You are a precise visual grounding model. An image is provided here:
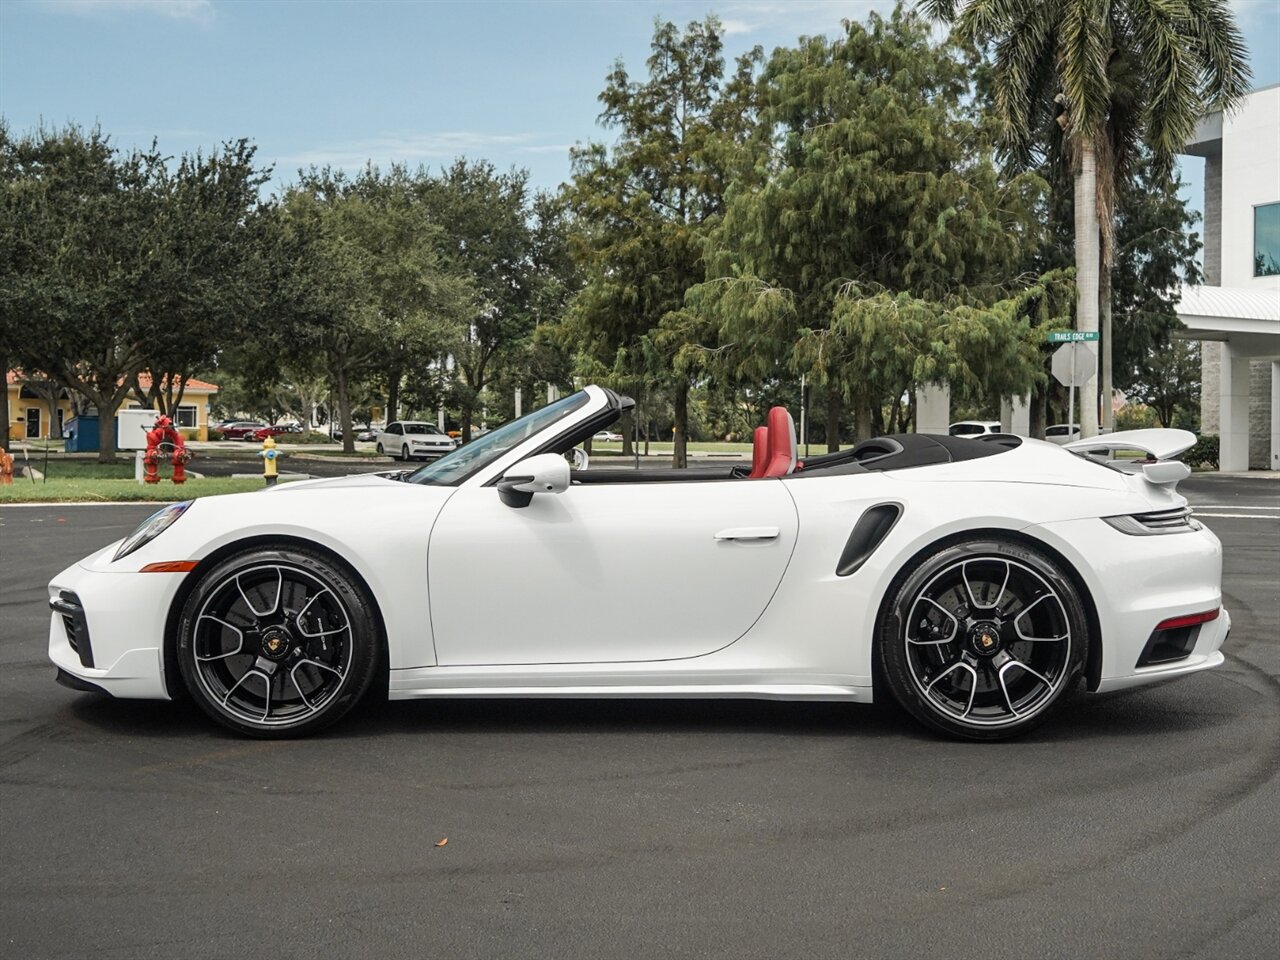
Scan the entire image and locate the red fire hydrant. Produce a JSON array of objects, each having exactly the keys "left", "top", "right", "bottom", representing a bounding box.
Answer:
[{"left": 143, "top": 415, "right": 193, "bottom": 485}]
